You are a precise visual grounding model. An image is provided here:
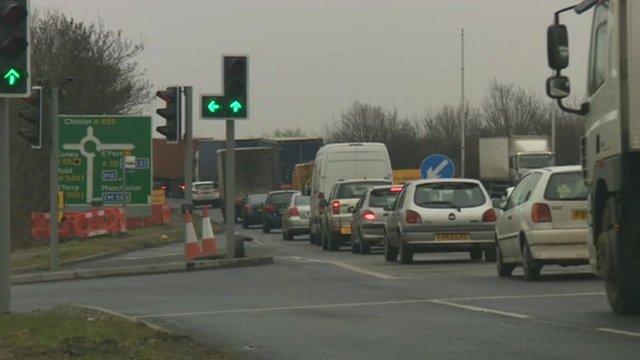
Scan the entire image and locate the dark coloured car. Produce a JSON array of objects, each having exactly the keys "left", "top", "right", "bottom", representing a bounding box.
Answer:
[
  {"left": 262, "top": 190, "right": 298, "bottom": 233},
  {"left": 241, "top": 193, "right": 268, "bottom": 229}
]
